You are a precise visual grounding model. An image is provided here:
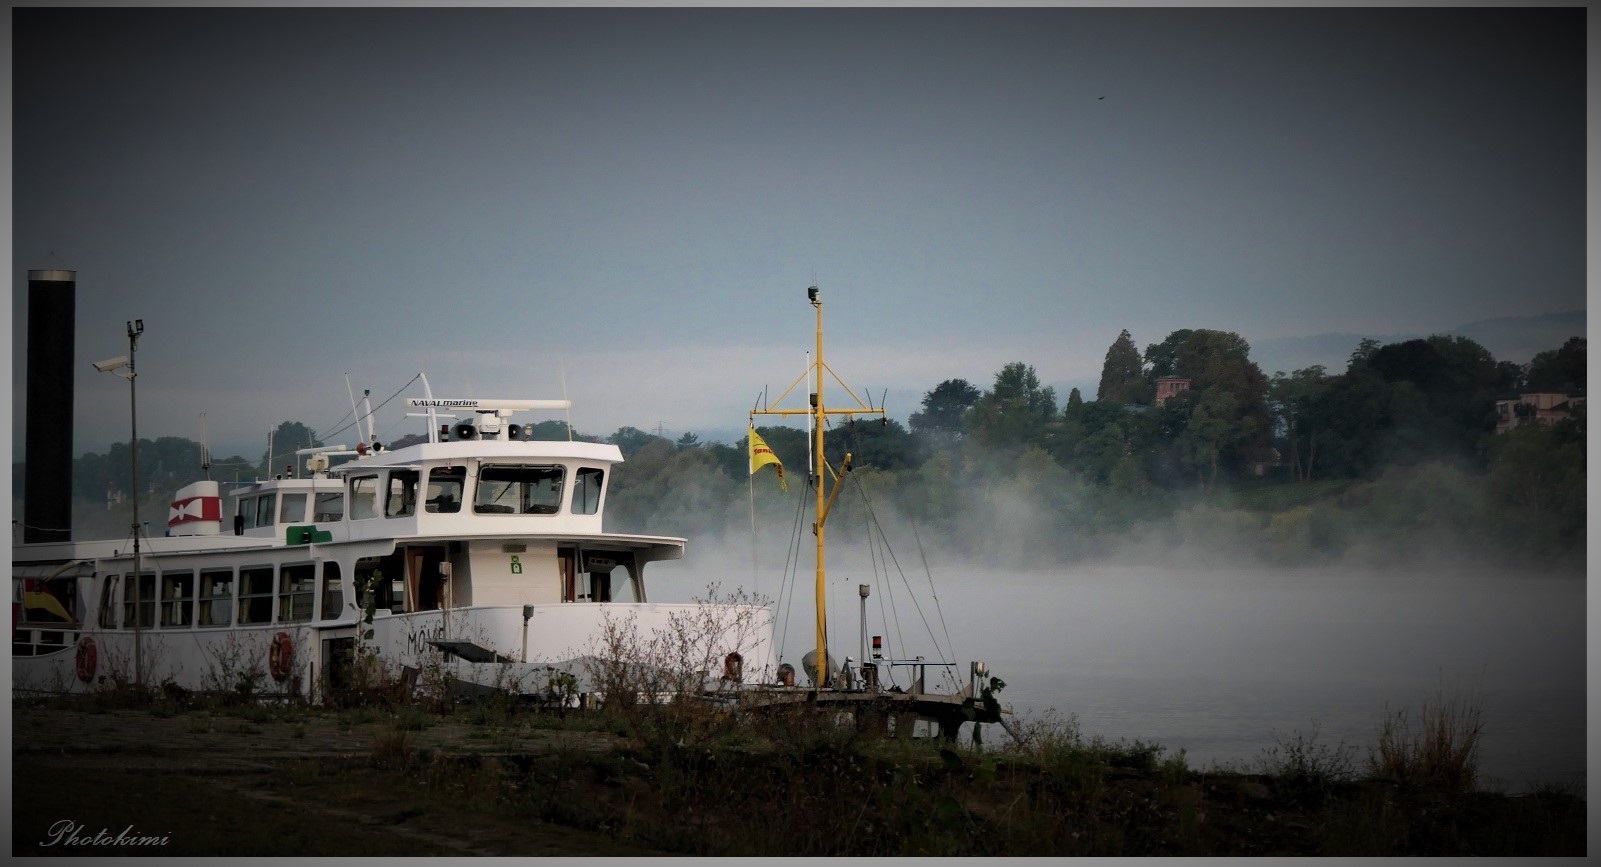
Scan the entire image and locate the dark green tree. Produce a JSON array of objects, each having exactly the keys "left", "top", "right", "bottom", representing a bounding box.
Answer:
[
  {"left": 1096, "top": 329, "right": 1148, "bottom": 404},
  {"left": 1064, "top": 387, "right": 1085, "bottom": 420},
  {"left": 1178, "top": 390, "right": 1238, "bottom": 489},
  {"left": 1142, "top": 329, "right": 1272, "bottom": 483},
  {"left": 527, "top": 420, "right": 579, "bottom": 441},
  {"left": 608, "top": 426, "right": 671, "bottom": 458},
  {"left": 1270, "top": 365, "right": 1331, "bottom": 481},
  {"left": 1486, "top": 409, "right": 1586, "bottom": 554},
  {"left": 1363, "top": 336, "right": 1505, "bottom": 466},
  {"left": 826, "top": 417, "right": 915, "bottom": 472},
  {"left": 909, "top": 379, "right": 981, "bottom": 455},
  {"left": 968, "top": 362, "right": 1058, "bottom": 448},
  {"left": 260, "top": 422, "right": 322, "bottom": 478},
  {"left": 1525, "top": 336, "right": 1586, "bottom": 390},
  {"left": 1348, "top": 337, "right": 1382, "bottom": 370}
]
